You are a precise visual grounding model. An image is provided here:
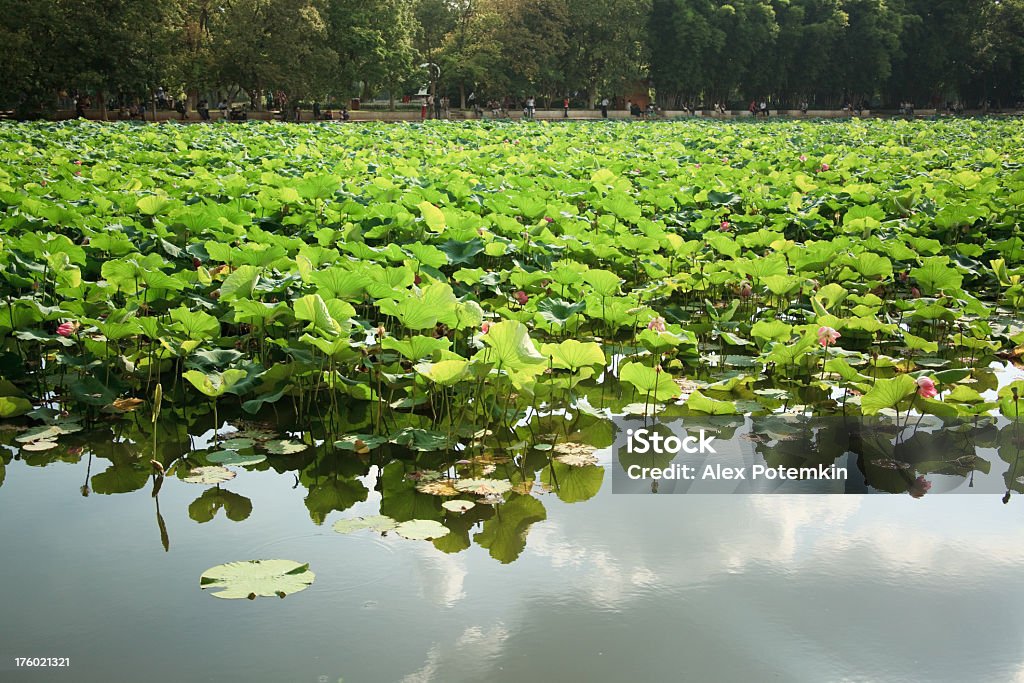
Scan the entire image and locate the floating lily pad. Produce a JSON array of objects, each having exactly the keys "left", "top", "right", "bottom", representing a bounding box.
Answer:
[
  {"left": 207, "top": 450, "right": 267, "bottom": 466},
  {"left": 442, "top": 500, "right": 476, "bottom": 513},
  {"left": 199, "top": 559, "right": 315, "bottom": 600},
  {"left": 416, "top": 480, "right": 459, "bottom": 496},
  {"left": 219, "top": 437, "right": 256, "bottom": 450},
  {"left": 22, "top": 440, "right": 58, "bottom": 452},
  {"left": 334, "top": 434, "right": 389, "bottom": 453},
  {"left": 454, "top": 478, "right": 513, "bottom": 496},
  {"left": 332, "top": 515, "right": 398, "bottom": 534},
  {"left": 622, "top": 402, "right": 668, "bottom": 415},
  {"left": 264, "top": 439, "right": 308, "bottom": 455},
  {"left": 394, "top": 519, "right": 451, "bottom": 540},
  {"left": 554, "top": 450, "right": 600, "bottom": 467},
  {"left": 183, "top": 465, "right": 236, "bottom": 485},
  {"left": 16, "top": 423, "right": 81, "bottom": 443}
]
